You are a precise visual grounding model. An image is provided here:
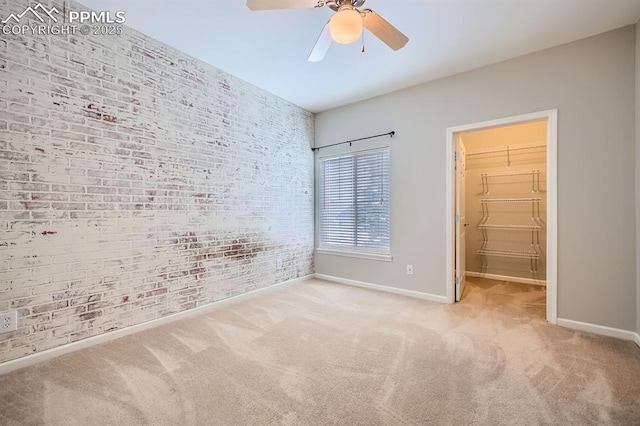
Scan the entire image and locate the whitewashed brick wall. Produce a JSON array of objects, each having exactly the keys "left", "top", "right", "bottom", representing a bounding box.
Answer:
[{"left": 0, "top": 0, "right": 314, "bottom": 363}]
